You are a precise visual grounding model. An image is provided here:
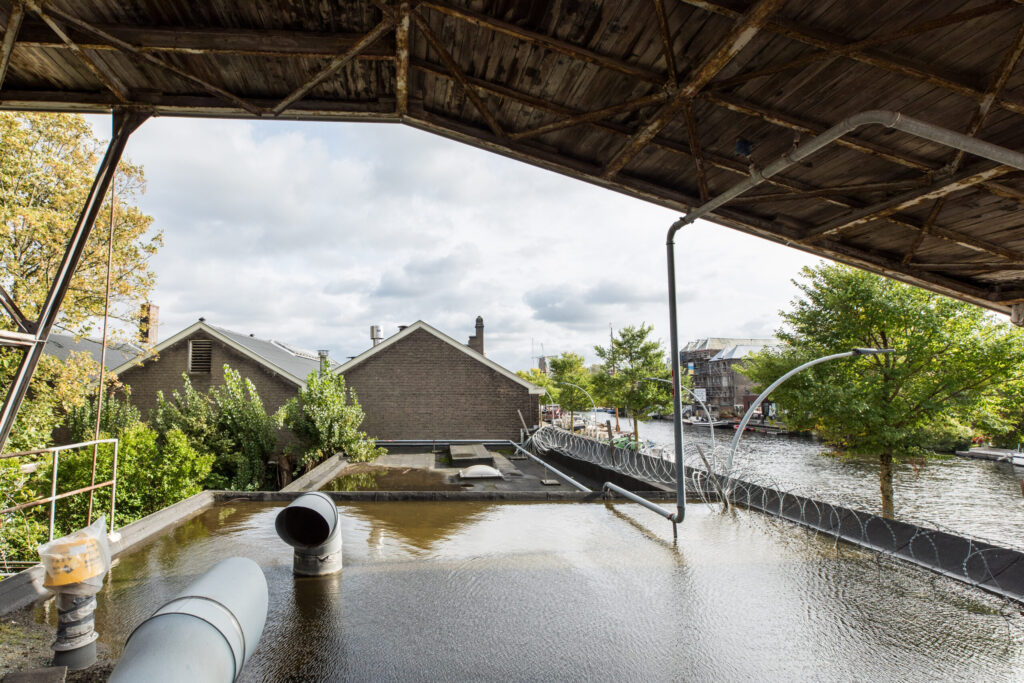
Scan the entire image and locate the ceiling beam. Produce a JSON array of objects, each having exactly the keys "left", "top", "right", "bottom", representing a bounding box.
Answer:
[
  {"left": 680, "top": 0, "right": 1024, "bottom": 117},
  {"left": 273, "top": 17, "right": 394, "bottom": 116},
  {"left": 414, "top": 9, "right": 504, "bottom": 138},
  {"left": 711, "top": 1, "right": 1013, "bottom": 90},
  {"left": 395, "top": 0, "right": 411, "bottom": 117},
  {"left": 802, "top": 164, "right": 1012, "bottom": 243},
  {"left": 0, "top": 0, "right": 24, "bottom": 90},
  {"left": 602, "top": 0, "right": 785, "bottom": 179},
  {"left": 510, "top": 90, "right": 669, "bottom": 141},
  {"left": 12, "top": 19, "right": 395, "bottom": 59},
  {"left": 419, "top": 1, "right": 665, "bottom": 84},
  {"left": 682, "top": 101, "right": 709, "bottom": 201},
  {"left": 652, "top": 0, "right": 678, "bottom": 85},
  {"left": 43, "top": 5, "right": 264, "bottom": 116}
]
